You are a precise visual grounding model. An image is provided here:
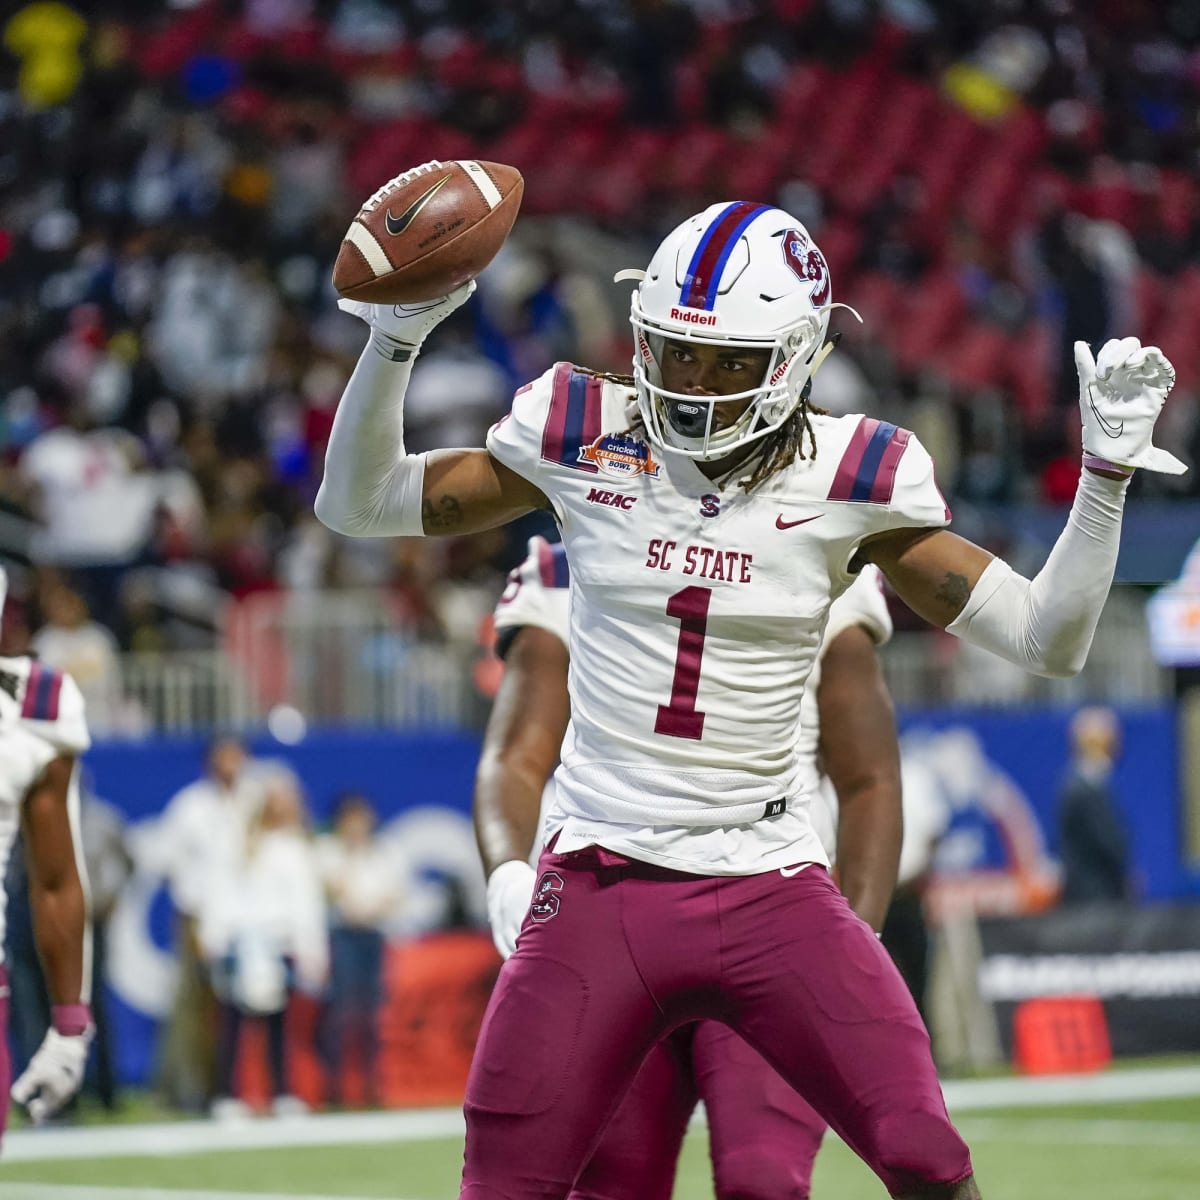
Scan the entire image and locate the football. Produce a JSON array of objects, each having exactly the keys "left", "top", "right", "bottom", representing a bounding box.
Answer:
[{"left": 333, "top": 159, "right": 523, "bottom": 304}]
